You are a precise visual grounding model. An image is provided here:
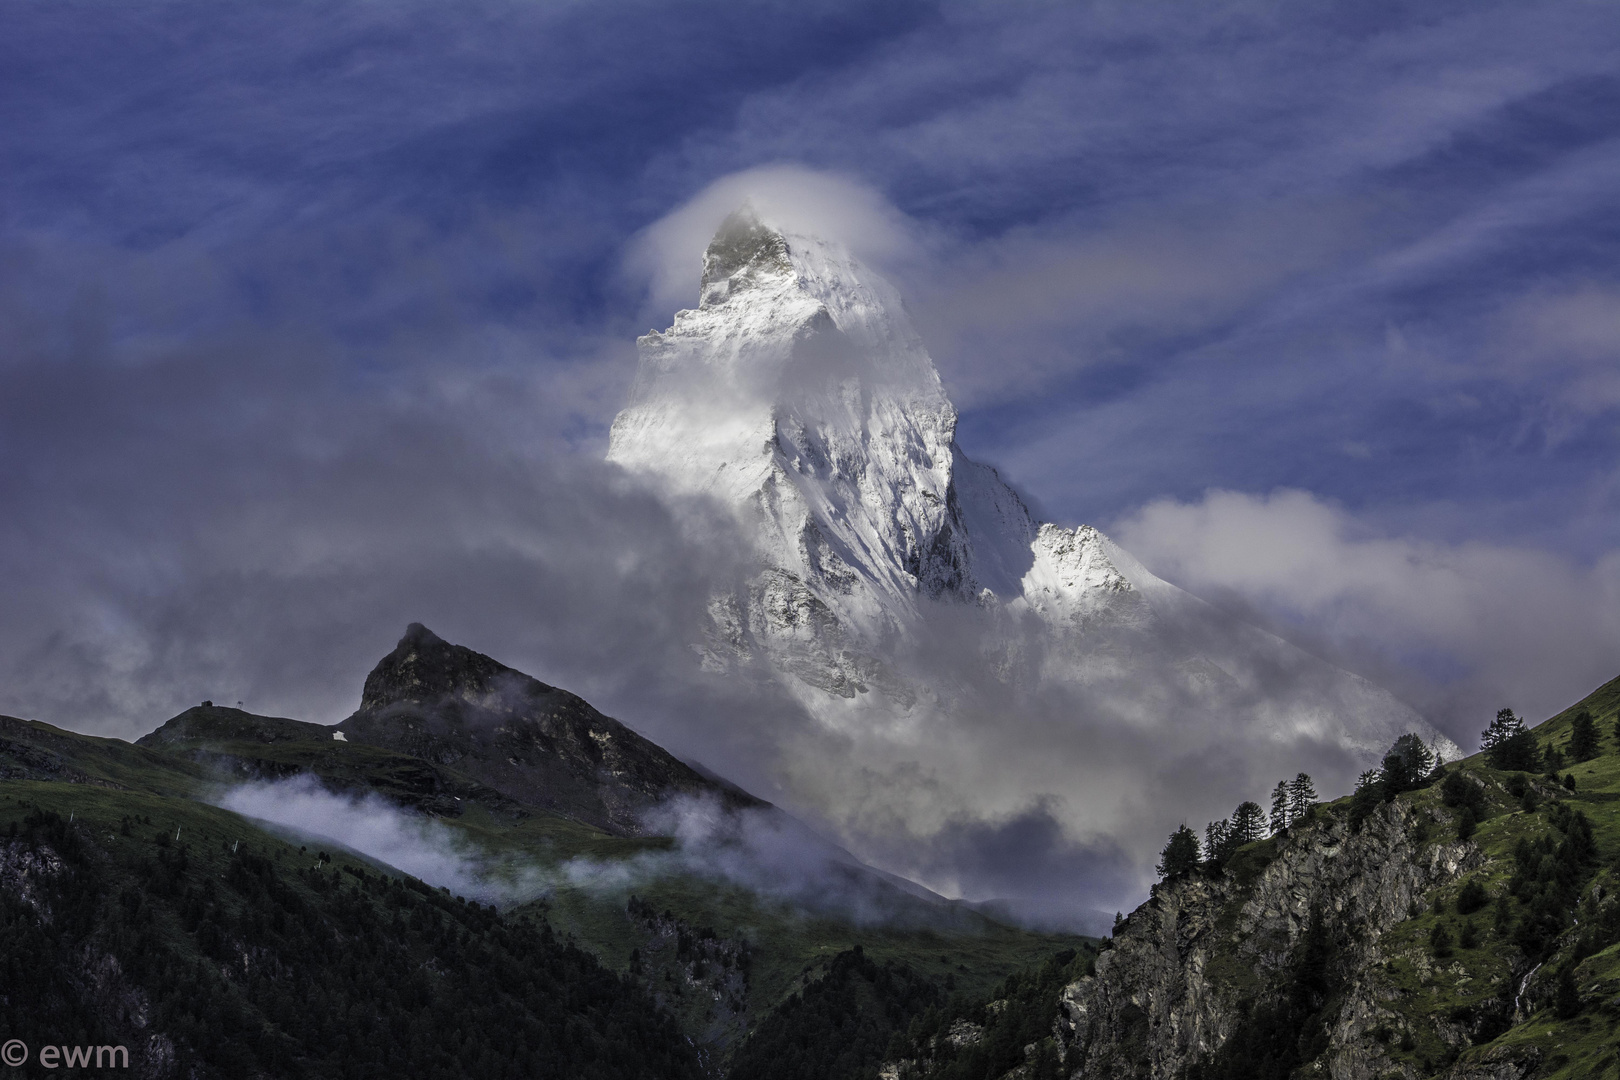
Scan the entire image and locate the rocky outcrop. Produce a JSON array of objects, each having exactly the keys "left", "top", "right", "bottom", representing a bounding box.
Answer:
[
  {"left": 0, "top": 837, "right": 68, "bottom": 918},
  {"left": 1059, "top": 800, "right": 1485, "bottom": 1079},
  {"left": 338, "top": 624, "right": 767, "bottom": 834},
  {"left": 1437, "top": 1044, "right": 1541, "bottom": 1080},
  {"left": 626, "top": 894, "right": 752, "bottom": 1052}
]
